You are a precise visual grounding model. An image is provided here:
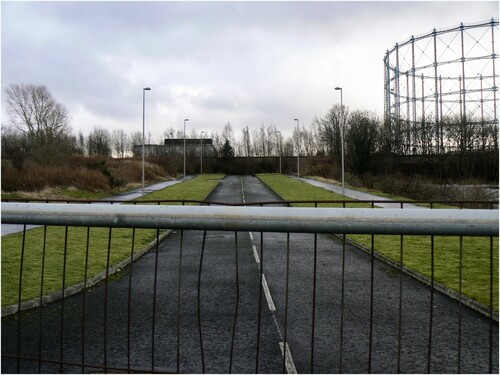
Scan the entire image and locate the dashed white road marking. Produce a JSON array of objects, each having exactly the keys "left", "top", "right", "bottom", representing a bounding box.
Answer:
[
  {"left": 252, "top": 244, "right": 260, "bottom": 265},
  {"left": 240, "top": 176, "right": 296, "bottom": 374},
  {"left": 261, "top": 274, "right": 276, "bottom": 312},
  {"left": 279, "top": 342, "right": 298, "bottom": 374}
]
